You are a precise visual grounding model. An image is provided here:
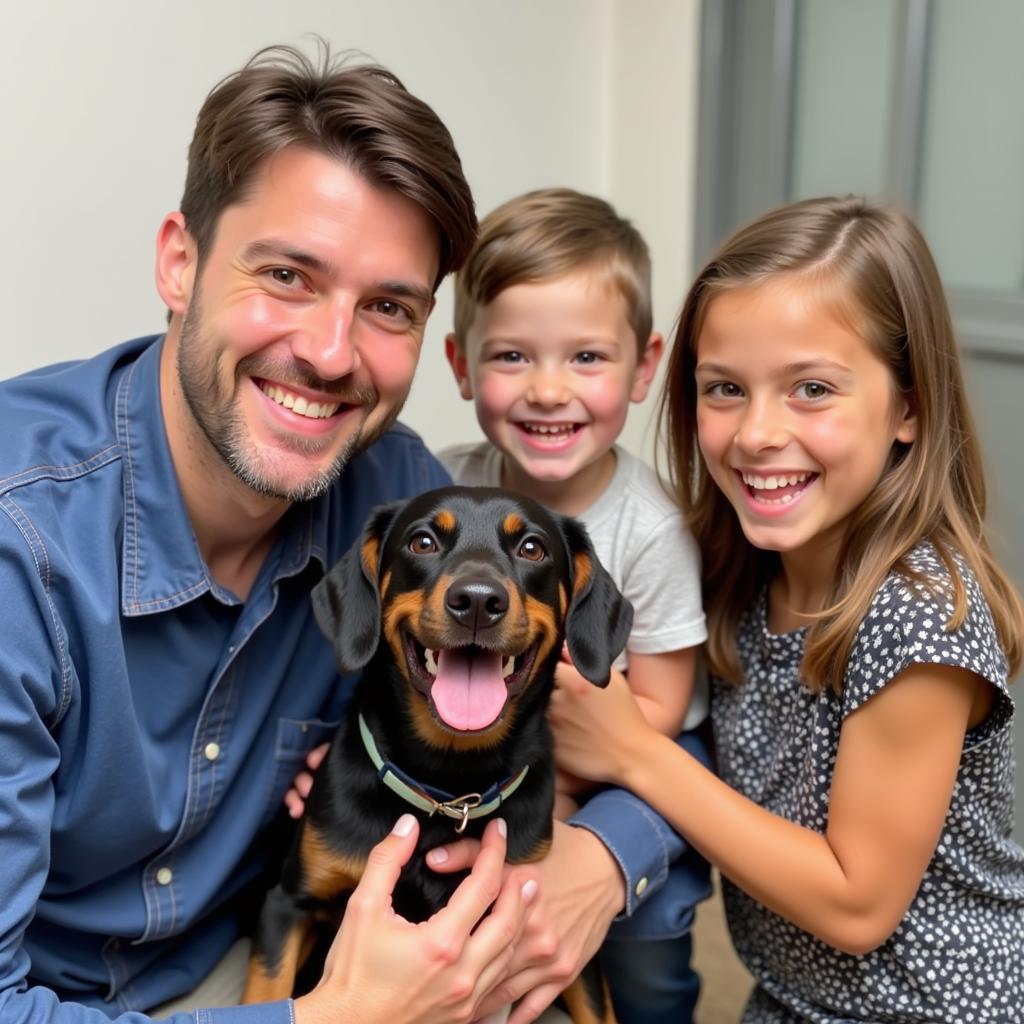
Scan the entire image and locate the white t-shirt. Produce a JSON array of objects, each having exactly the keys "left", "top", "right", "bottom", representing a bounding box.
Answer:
[{"left": 437, "top": 442, "right": 709, "bottom": 727}]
